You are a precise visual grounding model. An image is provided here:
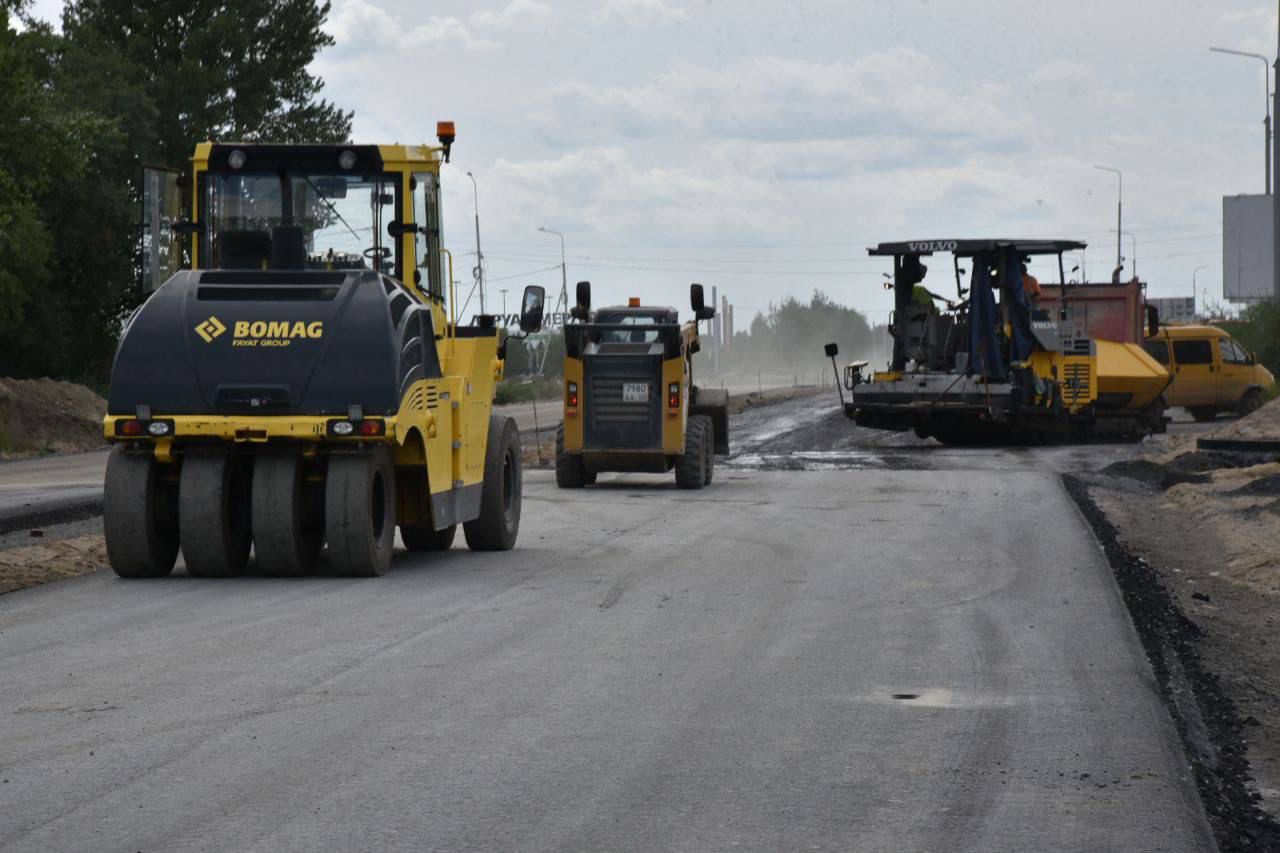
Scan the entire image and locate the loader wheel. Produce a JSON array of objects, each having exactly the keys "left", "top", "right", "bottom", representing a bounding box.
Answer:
[
  {"left": 555, "top": 424, "right": 589, "bottom": 488},
  {"left": 691, "top": 414, "right": 714, "bottom": 485},
  {"left": 401, "top": 523, "right": 456, "bottom": 551},
  {"left": 104, "top": 447, "right": 179, "bottom": 578},
  {"left": 675, "top": 417, "right": 707, "bottom": 490},
  {"left": 252, "top": 451, "right": 324, "bottom": 576},
  {"left": 691, "top": 388, "right": 730, "bottom": 455},
  {"left": 179, "top": 450, "right": 253, "bottom": 578},
  {"left": 323, "top": 448, "right": 396, "bottom": 577},
  {"left": 1189, "top": 406, "right": 1218, "bottom": 423},
  {"left": 465, "top": 416, "right": 522, "bottom": 551}
]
